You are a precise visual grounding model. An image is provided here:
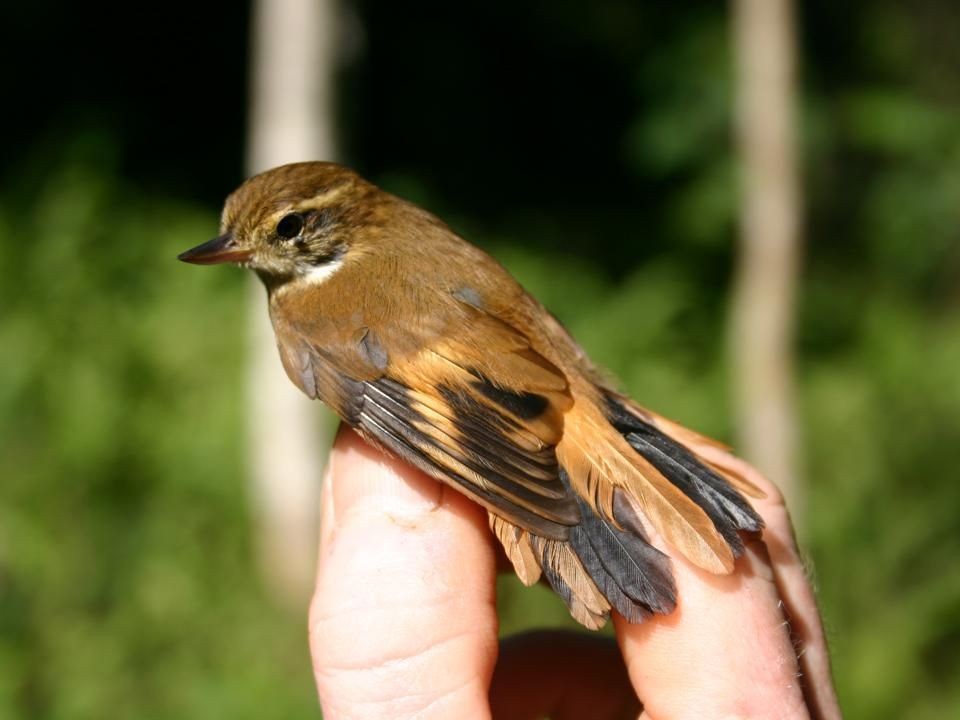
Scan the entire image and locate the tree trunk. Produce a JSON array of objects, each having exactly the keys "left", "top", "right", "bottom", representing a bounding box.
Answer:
[
  {"left": 730, "top": 0, "right": 804, "bottom": 522},
  {"left": 246, "top": 0, "right": 339, "bottom": 607}
]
